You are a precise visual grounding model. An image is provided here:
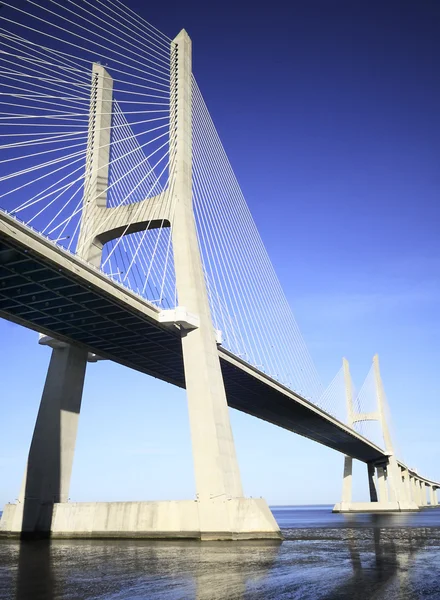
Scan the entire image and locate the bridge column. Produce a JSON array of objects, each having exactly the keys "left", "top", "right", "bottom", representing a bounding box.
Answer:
[
  {"left": 2, "top": 64, "right": 114, "bottom": 536},
  {"left": 421, "top": 482, "right": 428, "bottom": 506},
  {"left": 373, "top": 356, "right": 417, "bottom": 511},
  {"left": 402, "top": 469, "right": 411, "bottom": 503},
  {"left": 367, "top": 463, "right": 378, "bottom": 502},
  {"left": 429, "top": 486, "right": 436, "bottom": 506},
  {"left": 169, "top": 30, "right": 279, "bottom": 537},
  {"left": 432, "top": 488, "right": 438, "bottom": 506},
  {"left": 414, "top": 478, "right": 421, "bottom": 505},
  {"left": 411, "top": 477, "right": 418, "bottom": 505},
  {"left": 376, "top": 466, "right": 388, "bottom": 503},
  {"left": 417, "top": 480, "right": 424, "bottom": 506},
  {"left": 337, "top": 359, "right": 355, "bottom": 509},
  {"left": 419, "top": 481, "right": 424, "bottom": 506},
  {"left": 8, "top": 344, "right": 87, "bottom": 533},
  {"left": 341, "top": 457, "right": 353, "bottom": 505},
  {"left": 399, "top": 467, "right": 409, "bottom": 504}
]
